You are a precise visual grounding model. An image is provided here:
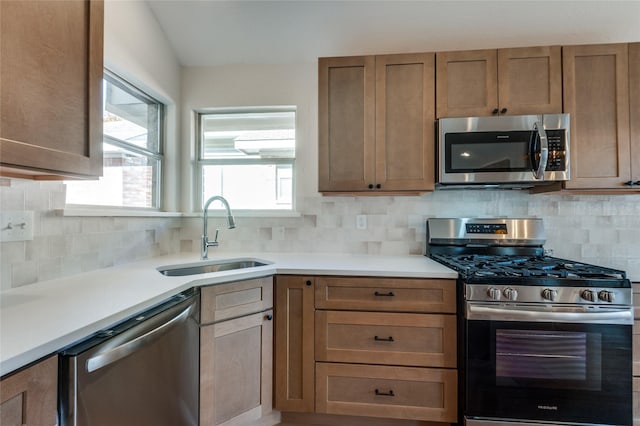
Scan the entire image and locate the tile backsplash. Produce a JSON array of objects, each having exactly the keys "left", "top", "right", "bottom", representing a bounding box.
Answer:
[{"left": 1, "top": 179, "right": 639, "bottom": 289}]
